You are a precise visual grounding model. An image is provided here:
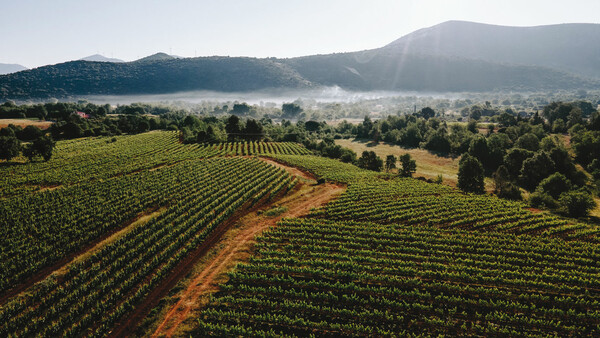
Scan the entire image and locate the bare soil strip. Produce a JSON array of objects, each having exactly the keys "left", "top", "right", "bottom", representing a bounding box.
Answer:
[
  {"left": 0, "top": 205, "right": 165, "bottom": 305},
  {"left": 108, "top": 183, "right": 302, "bottom": 337},
  {"left": 150, "top": 162, "right": 344, "bottom": 337}
]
